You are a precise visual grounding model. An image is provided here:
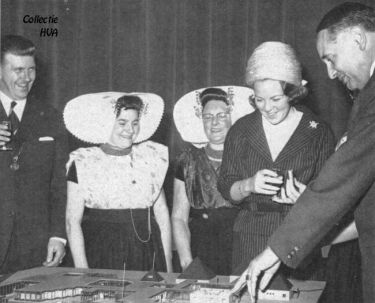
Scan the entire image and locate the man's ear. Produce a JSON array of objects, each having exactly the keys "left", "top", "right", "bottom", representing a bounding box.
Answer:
[{"left": 351, "top": 26, "right": 367, "bottom": 51}]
